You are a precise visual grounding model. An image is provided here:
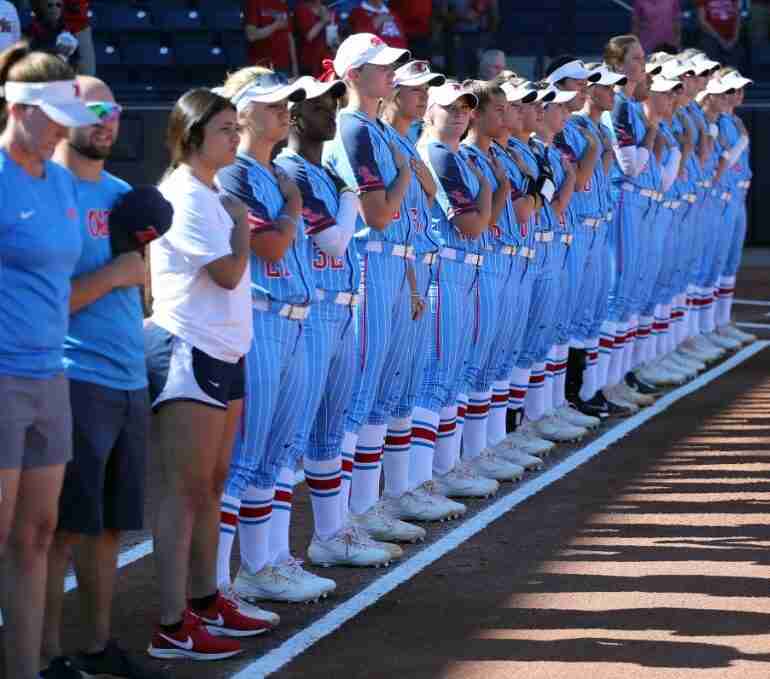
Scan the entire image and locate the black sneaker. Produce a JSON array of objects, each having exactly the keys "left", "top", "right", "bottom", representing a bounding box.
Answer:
[
  {"left": 625, "top": 371, "right": 660, "bottom": 396},
  {"left": 41, "top": 657, "right": 84, "bottom": 678},
  {"left": 75, "top": 640, "right": 170, "bottom": 679},
  {"left": 570, "top": 394, "right": 609, "bottom": 419},
  {"left": 505, "top": 407, "right": 523, "bottom": 434}
]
